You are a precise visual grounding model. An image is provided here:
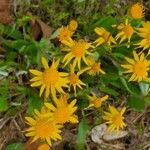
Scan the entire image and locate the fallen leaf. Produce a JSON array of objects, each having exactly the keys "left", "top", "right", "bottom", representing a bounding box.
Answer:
[
  {"left": 91, "top": 123, "right": 128, "bottom": 144},
  {"left": 0, "top": 11, "right": 11, "bottom": 24},
  {"left": 28, "top": 14, "right": 54, "bottom": 40},
  {"left": 24, "top": 138, "right": 39, "bottom": 150},
  {"left": 0, "top": 0, "right": 11, "bottom": 24},
  {"left": 103, "top": 130, "right": 128, "bottom": 141},
  {"left": 91, "top": 123, "right": 107, "bottom": 144},
  {"left": 0, "top": 0, "right": 9, "bottom": 11}
]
